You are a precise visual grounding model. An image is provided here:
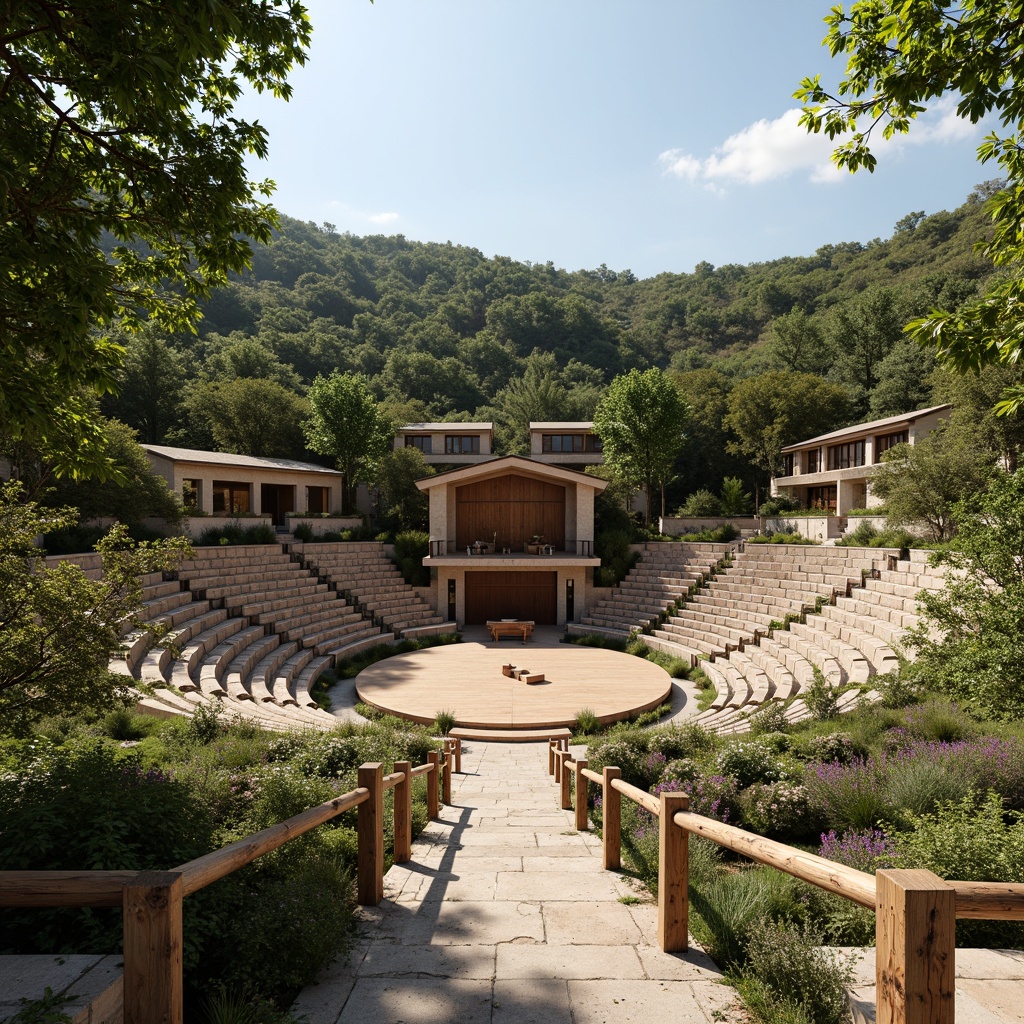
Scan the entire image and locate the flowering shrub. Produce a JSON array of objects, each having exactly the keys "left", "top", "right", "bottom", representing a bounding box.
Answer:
[
  {"left": 681, "top": 771, "right": 741, "bottom": 823},
  {"left": 803, "top": 731, "right": 859, "bottom": 765},
  {"left": 740, "top": 780, "right": 814, "bottom": 840},
  {"left": 587, "top": 737, "right": 657, "bottom": 788},
  {"left": 646, "top": 726, "right": 696, "bottom": 761},
  {"left": 748, "top": 701, "right": 789, "bottom": 735},
  {"left": 818, "top": 828, "right": 897, "bottom": 873},
  {"left": 658, "top": 757, "right": 701, "bottom": 788},
  {"left": 714, "top": 739, "right": 791, "bottom": 788}
]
